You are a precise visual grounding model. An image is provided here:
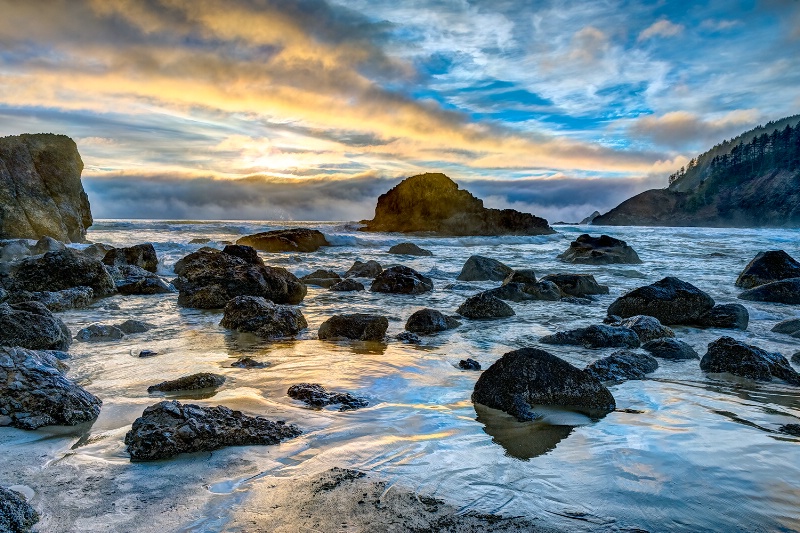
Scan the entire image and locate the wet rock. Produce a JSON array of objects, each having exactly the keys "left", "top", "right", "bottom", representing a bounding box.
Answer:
[
  {"left": 388, "top": 242, "right": 432, "bottom": 256},
  {"left": 124, "top": 400, "right": 301, "bottom": 461},
  {"left": 405, "top": 308, "right": 461, "bottom": 334},
  {"left": 189, "top": 238, "right": 211, "bottom": 244},
  {"left": 30, "top": 235, "right": 66, "bottom": 255},
  {"left": 607, "top": 277, "right": 715, "bottom": 325},
  {"left": 697, "top": 303, "right": 749, "bottom": 330},
  {"left": 112, "top": 265, "right": 175, "bottom": 295},
  {"left": 458, "top": 358, "right": 481, "bottom": 370},
  {"left": 502, "top": 269, "right": 538, "bottom": 285},
  {"left": 103, "top": 243, "right": 158, "bottom": 273},
  {"left": 772, "top": 318, "right": 800, "bottom": 335},
  {"left": 558, "top": 234, "right": 642, "bottom": 265},
  {"left": 75, "top": 324, "right": 125, "bottom": 342},
  {"left": 0, "top": 301, "right": 71, "bottom": 350},
  {"left": 614, "top": 315, "right": 674, "bottom": 343},
  {"left": 0, "top": 287, "right": 7, "bottom": 303},
  {"left": 735, "top": 250, "right": 800, "bottom": 289},
  {"left": 540, "top": 325, "right": 641, "bottom": 349},
  {"left": 173, "top": 247, "right": 306, "bottom": 309},
  {"left": 147, "top": 372, "right": 226, "bottom": 393},
  {"left": 5, "top": 249, "right": 115, "bottom": 296},
  {"left": 456, "top": 292, "right": 515, "bottom": 319},
  {"left": 318, "top": 314, "right": 388, "bottom": 341},
  {"left": 541, "top": 273, "right": 610, "bottom": 297},
  {"left": 779, "top": 424, "right": 800, "bottom": 437},
  {"left": 220, "top": 295, "right": 307, "bottom": 339},
  {"left": 484, "top": 281, "right": 561, "bottom": 302},
  {"left": 116, "top": 319, "right": 155, "bottom": 334},
  {"left": 237, "top": 228, "right": 329, "bottom": 252},
  {"left": 700, "top": 336, "right": 800, "bottom": 384},
  {"left": 6, "top": 286, "right": 94, "bottom": 311},
  {"left": 0, "top": 486, "right": 39, "bottom": 533},
  {"left": 300, "top": 269, "right": 342, "bottom": 288},
  {"left": 344, "top": 260, "right": 382, "bottom": 278},
  {"left": 287, "top": 383, "right": 368, "bottom": 411},
  {"left": 329, "top": 279, "right": 365, "bottom": 291},
  {"left": 793, "top": 352, "right": 800, "bottom": 365},
  {"left": 0, "top": 346, "right": 102, "bottom": 430},
  {"left": 456, "top": 255, "right": 512, "bottom": 281},
  {"left": 396, "top": 332, "right": 422, "bottom": 344},
  {"left": 0, "top": 240, "right": 32, "bottom": 263},
  {"left": 585, "top": 350, "right": 658, "bottom": 382},
  {"left": 231, "top": 357, "right": 269, "bottom": 369},
  {"left": 472, "top": 347, "right": 616, "bottom": 421},
  {"left": 642, "top": 338, "right": 699, "bottom": 360},
  {"left": 738, "top": 278, "right": 800, "bottom": 305},
  {"left": 80, "top": 242, "right": 113, "bottom": 261},
  {"left": 138, "top": 350, "right": 159, "bottom": 358},
  {"left": 370, "top": 265, "right": 433, "bottom": 294}
]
